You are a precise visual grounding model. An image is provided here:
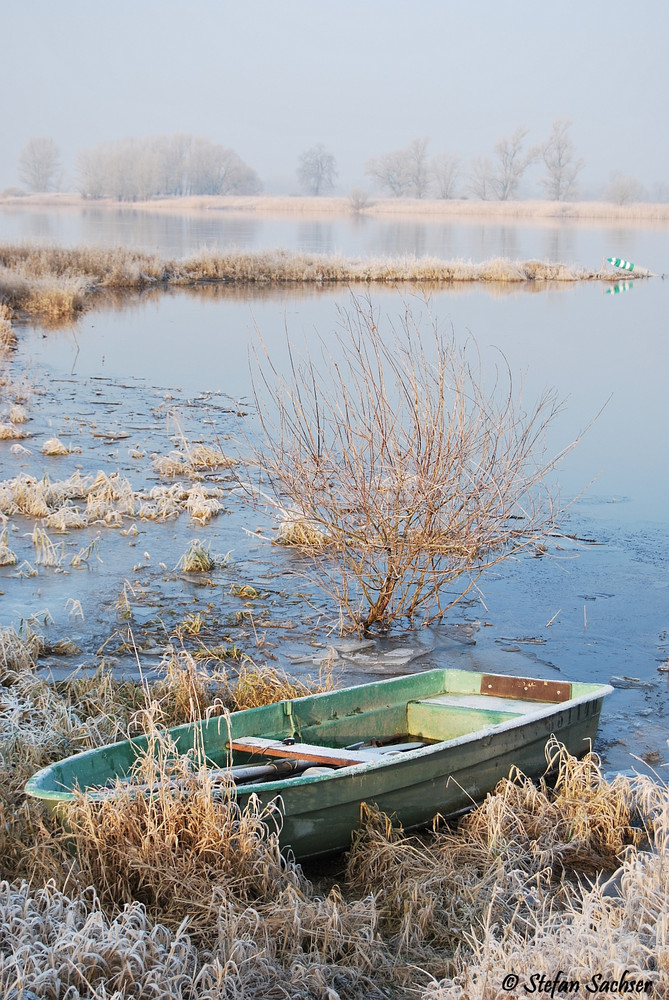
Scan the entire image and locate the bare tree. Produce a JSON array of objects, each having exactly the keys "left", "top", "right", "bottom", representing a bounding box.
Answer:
[
  {"left": 491, "top": 126, "right": 535, "bottom": 200},
  {"left": 540, "top": 119, "right": 584, "bottom": 201},
  {"left": 432, "top": 151, "right": 460, "bottom": 199},
  {"left": 348, "top": 187, "right": 371, "bottom": 212},
  {"left": 77, "top": 147, "right": 108, "bottom": 199},
  {"left": 297, "top": 143, "right": 338, "bottom": 195},
  {"left": 405, "top": 137, "right": 431, "bottom": 198},
  {"left": 365, "top": 149, "right": 412, "bottom": 197},
  {"left": 604, "top": 174, "right": 646, "bottom": 205},
  {"left": 649, "top": 181, "right": 669, "bottom": 203},
  {"left": 18, "top": 137, "right": 61, "bottom": 192},
  {"left": 77, "top": 134, "right": 261, "bottom": 200},
  {"left": 467, "top": 156, "right": 495, "bottom": 200},
  {"left": 366, "top": 138, "right": 431, "bottom": 198},
  {"left": 186, "top": 137, "right": 261, "bottom": 195},
  {"left": 153, "top": 133, "right": 192, "bottom": 196},
  {"left": 249, "top": 296, "right": 571, "bottom": 633}
]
